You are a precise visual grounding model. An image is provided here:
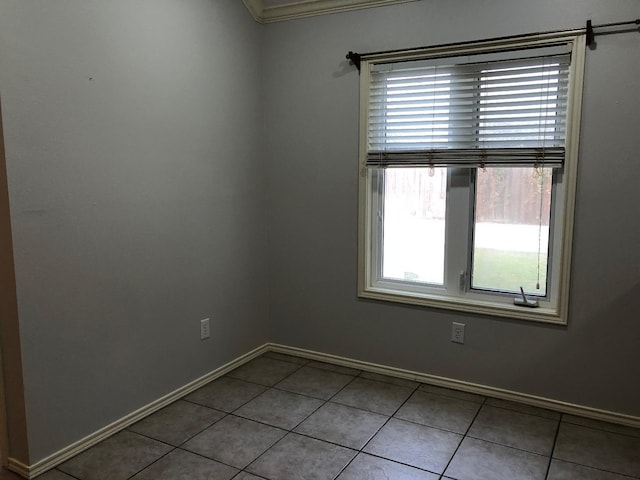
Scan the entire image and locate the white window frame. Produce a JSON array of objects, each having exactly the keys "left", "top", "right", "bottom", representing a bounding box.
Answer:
[{"left": 357, "top": 32, "right": 586, "bottom": 324}]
